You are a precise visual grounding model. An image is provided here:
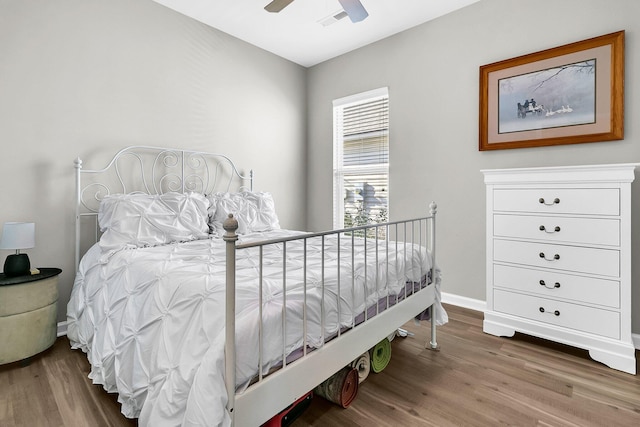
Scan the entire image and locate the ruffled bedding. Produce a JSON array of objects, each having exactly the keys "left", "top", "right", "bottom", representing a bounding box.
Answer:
[{"left": 67, "top": 229, "right": 444, "bottom": 426}]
